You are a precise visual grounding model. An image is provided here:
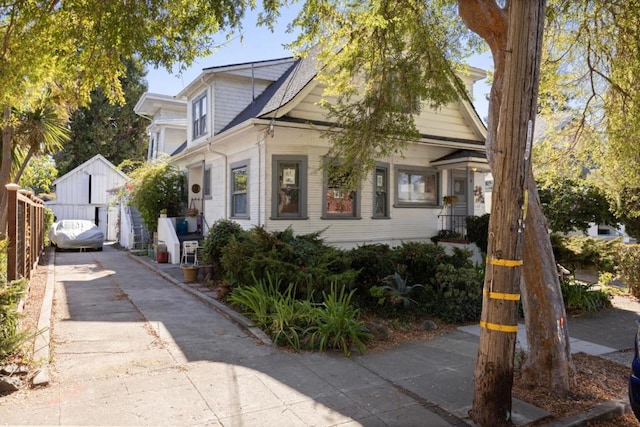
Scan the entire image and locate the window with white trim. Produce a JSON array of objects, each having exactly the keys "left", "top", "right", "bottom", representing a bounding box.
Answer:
[
  {"left": 272, "top": 156, "right": 307, "bottom": 219},
  {"left": 192, "top": 92, "right": 207, "bottom": 139},
  {"left": 395, "top": 166, "right": 439, "bottom": 207},
  {"left": 230, "top": 161, "right": 248, "bottom": 218}
]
